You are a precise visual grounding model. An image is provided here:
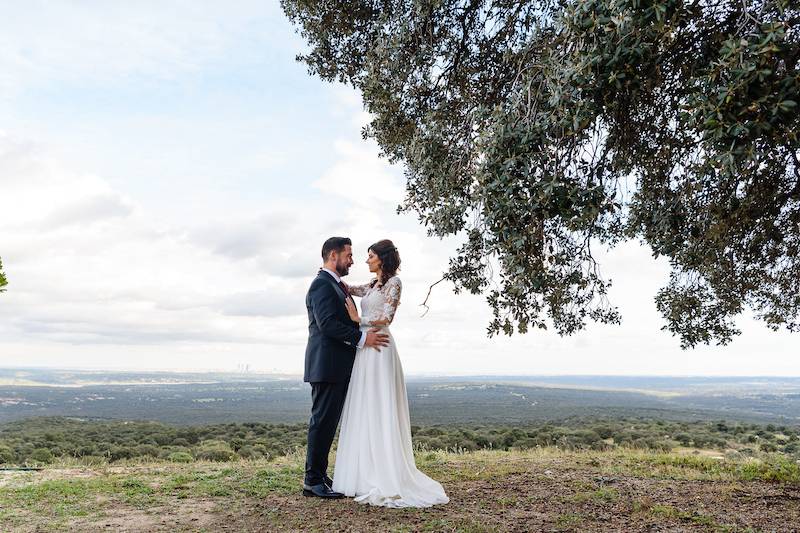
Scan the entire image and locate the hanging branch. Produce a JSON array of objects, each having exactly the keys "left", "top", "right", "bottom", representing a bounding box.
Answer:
[{"left": 420, "top": 276, "right": 447, "bottom": 317}]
